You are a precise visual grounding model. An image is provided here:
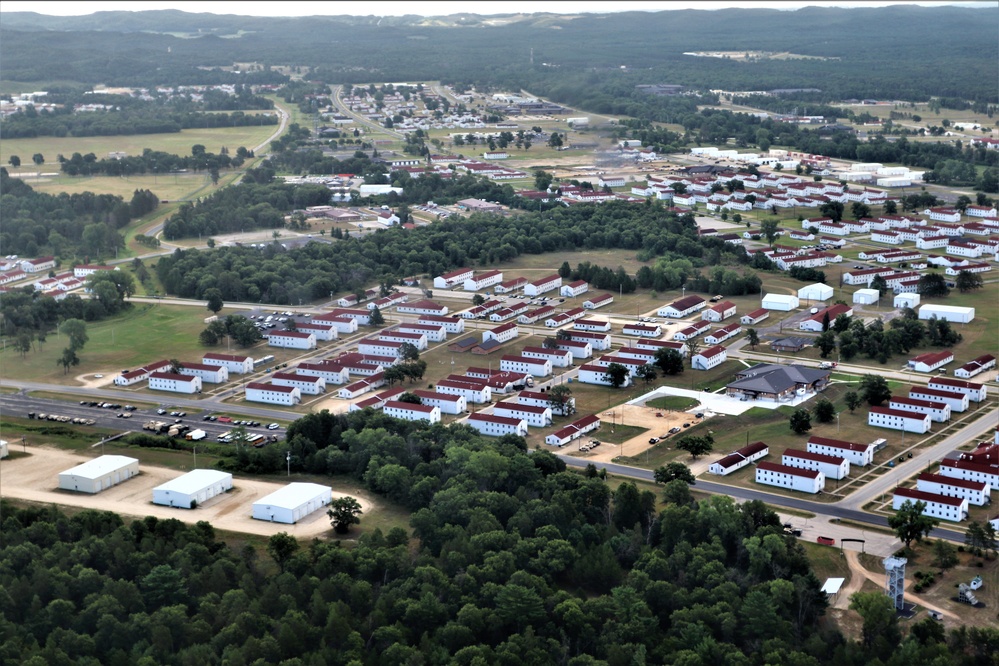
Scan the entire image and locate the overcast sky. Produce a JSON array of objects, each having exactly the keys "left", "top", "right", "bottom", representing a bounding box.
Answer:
[{"left": 2, "top": 1, "right": 990, "bottom": 17}]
